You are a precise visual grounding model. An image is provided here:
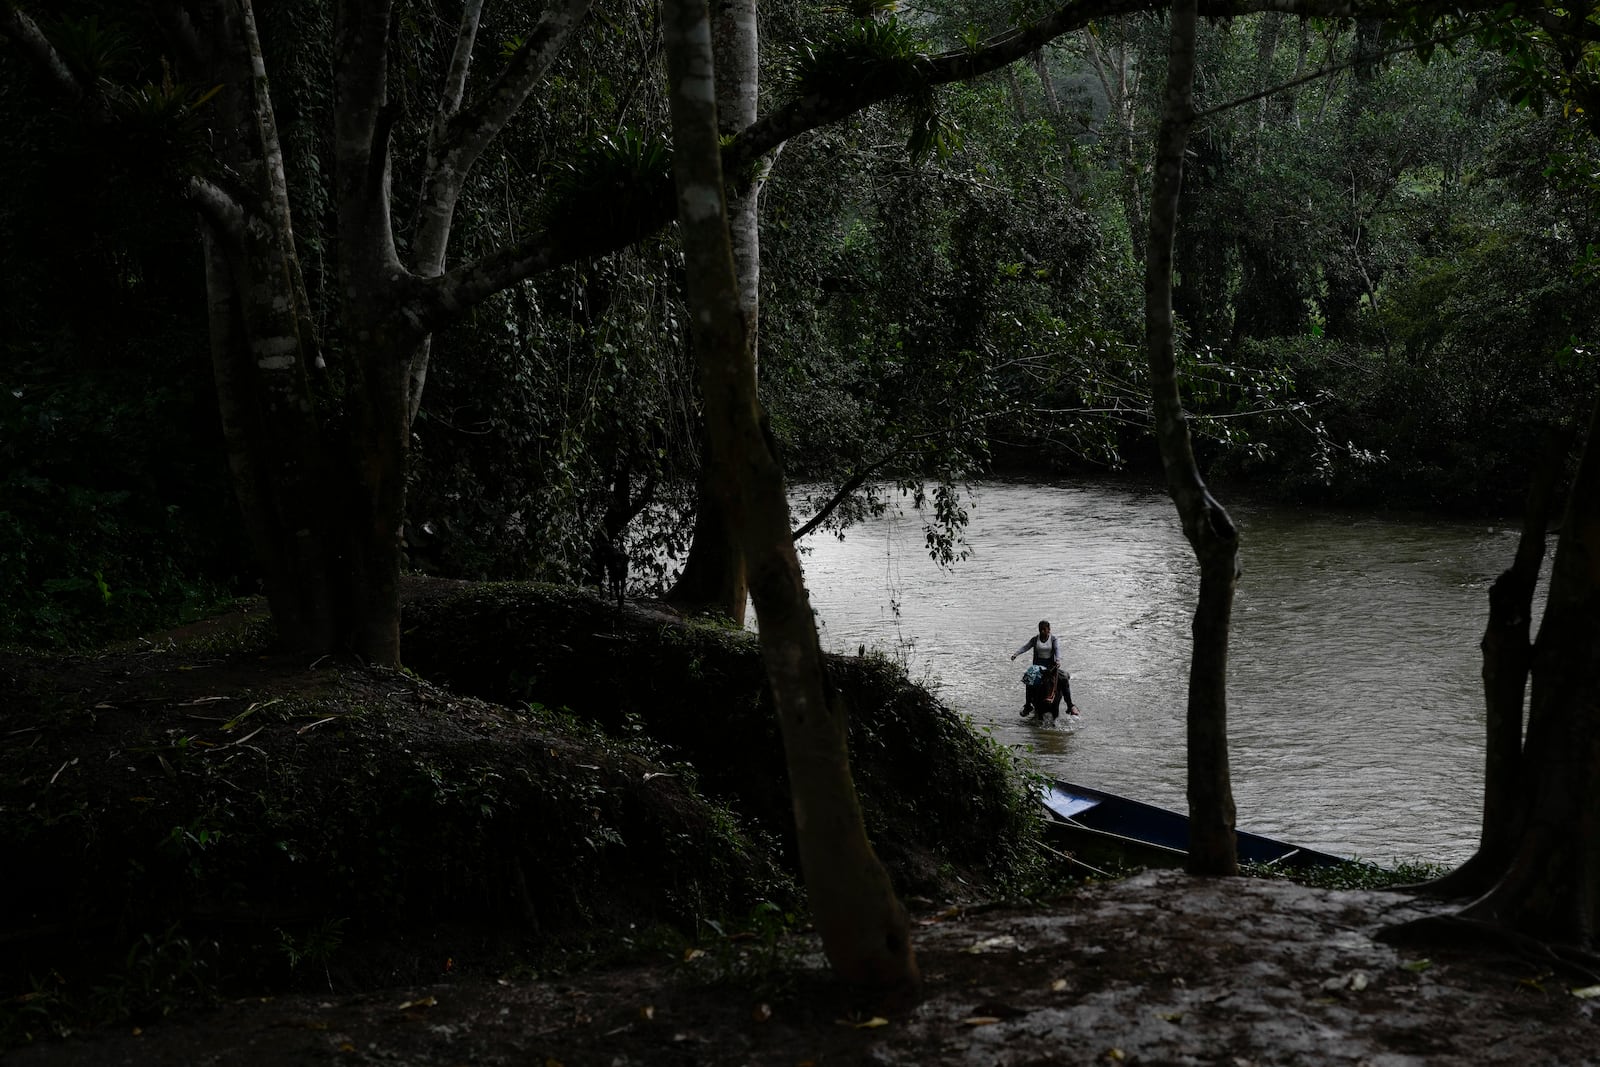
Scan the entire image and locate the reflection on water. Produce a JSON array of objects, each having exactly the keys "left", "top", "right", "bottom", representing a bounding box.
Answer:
[{"left": 793, "top": 480, "right": 1534, "bottom": 864}]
